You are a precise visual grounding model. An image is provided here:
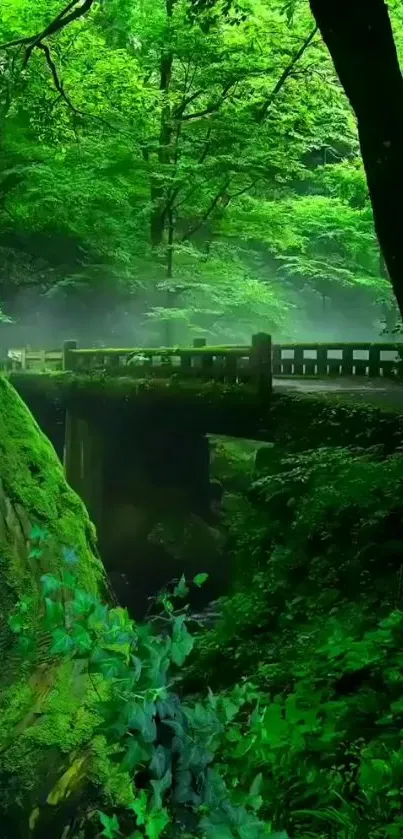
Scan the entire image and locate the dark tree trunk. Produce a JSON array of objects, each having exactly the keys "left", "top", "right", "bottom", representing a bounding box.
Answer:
[{"left": 309, "top": 0, "right": 403, "bottom": 319}]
